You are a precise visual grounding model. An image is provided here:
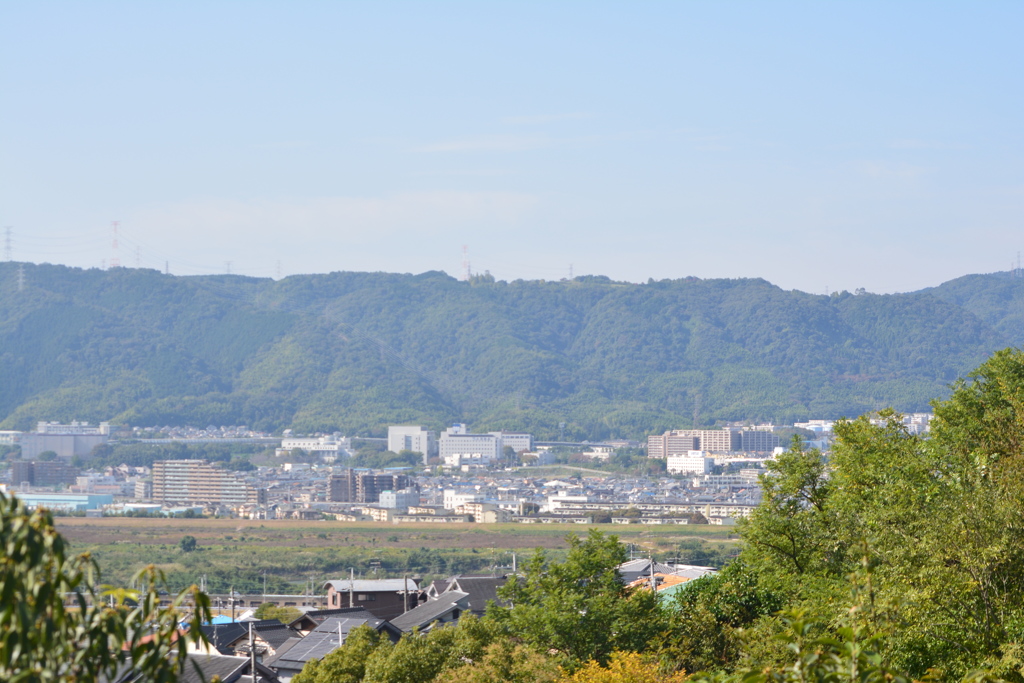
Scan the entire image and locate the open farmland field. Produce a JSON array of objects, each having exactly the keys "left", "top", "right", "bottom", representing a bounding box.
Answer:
[{"left": 55, "top": 518, "right": 739, "bottom": 594}]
